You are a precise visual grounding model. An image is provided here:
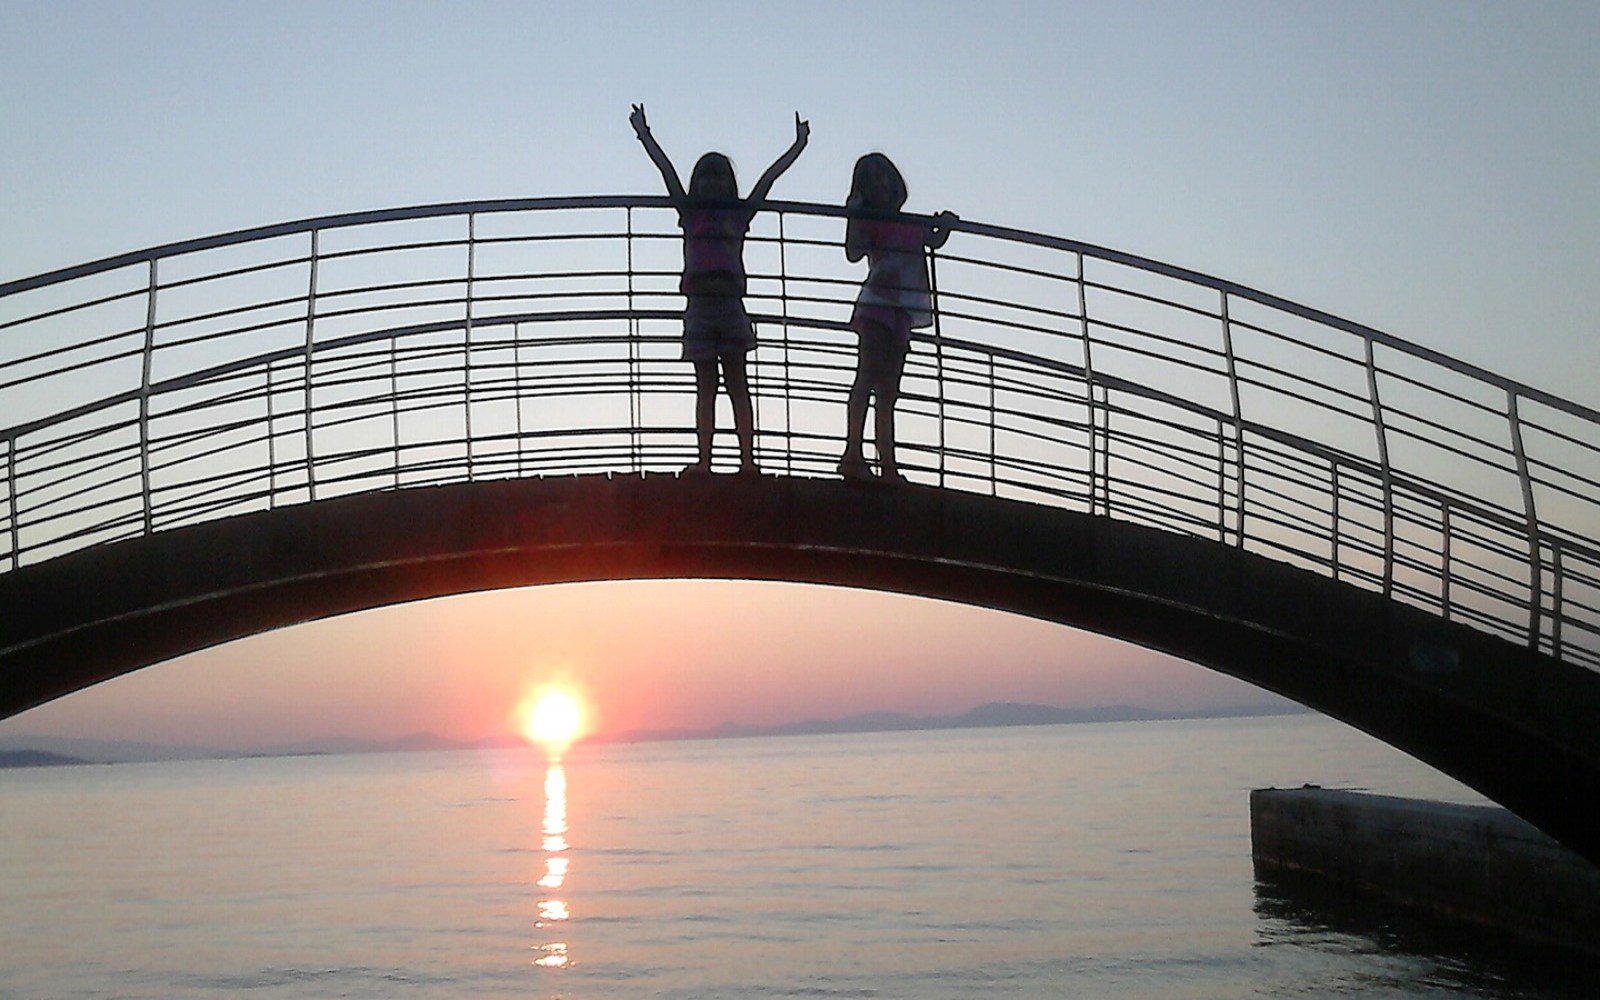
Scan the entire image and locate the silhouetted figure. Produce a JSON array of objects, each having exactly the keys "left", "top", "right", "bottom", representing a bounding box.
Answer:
[
  {"left": 630, "top": 104, "right": 809, "bottom": 476},
  {"left": 838, "top": 153, "right": 957, "bottom": 484}
]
